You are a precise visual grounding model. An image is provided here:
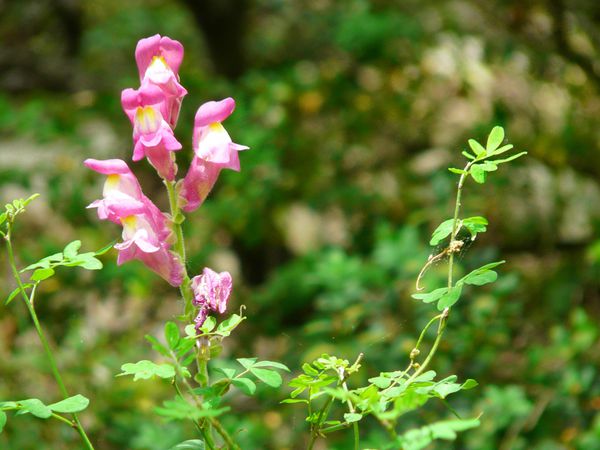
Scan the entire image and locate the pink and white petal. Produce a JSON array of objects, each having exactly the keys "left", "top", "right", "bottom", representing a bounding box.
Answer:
[
  {"left": 138, "top": 131, "right": 164, "bottom": 148},
  {"left": 161, "top": 128, "right": 183, "bottom": 151},
  {"left": 145, "top": 146, "right": 178, "bottom": 181},
  {"left": 132, "top": 140, "right": 146, "bottom": 161},
  {"left": 84, "top": 158, "right": 130, "bottom": 175},
  {"left": 158, "top": 36, "right": 184, "bottom": 74},
  {"left": 194, "top": 98, "right": 236, "bottom": 127},
  {"left": 135, "top": 34, "right": 162, "bottom": 79},
  {"left": 180, "top": 158, "right": 222, "bottom": 212}
]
